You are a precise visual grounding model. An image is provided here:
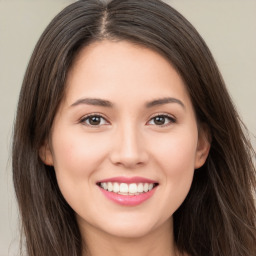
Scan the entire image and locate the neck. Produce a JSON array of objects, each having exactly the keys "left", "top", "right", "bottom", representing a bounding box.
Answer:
[{"left": 79, "top": 218, "right": 180, "bottom": 256}]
